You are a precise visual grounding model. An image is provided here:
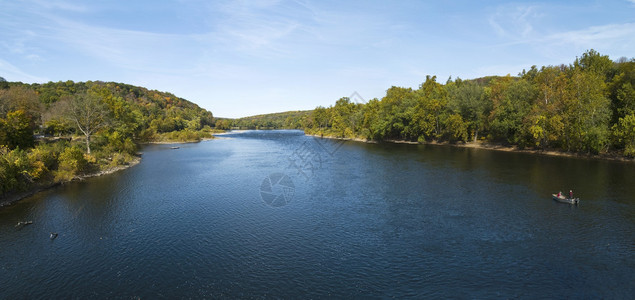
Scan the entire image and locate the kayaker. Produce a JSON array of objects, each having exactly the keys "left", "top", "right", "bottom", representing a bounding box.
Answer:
[
  {"left": 569, "top": 190, "right": 573, "bottom": 198},
  {"left": 557, "top": 191, "right": 562, "bottom": 197}
]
